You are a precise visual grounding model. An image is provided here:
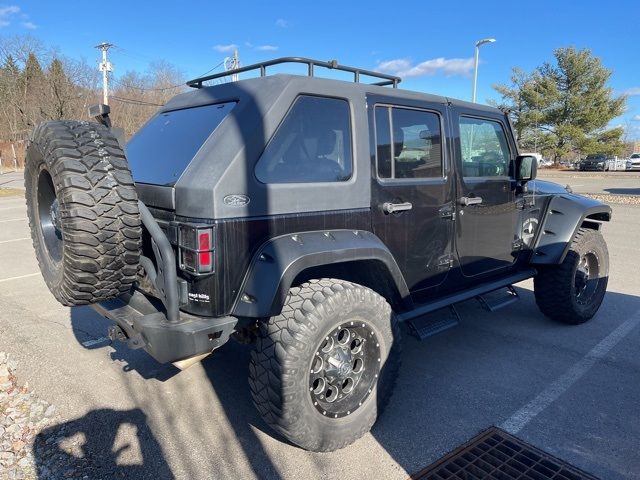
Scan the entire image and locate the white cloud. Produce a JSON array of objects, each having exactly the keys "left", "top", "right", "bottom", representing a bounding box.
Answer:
[
  {"left": 213, "top": 43, "right": 238, "bottom": 53},
  {"left": 623, "top": 87, "right": 640, "bottom": 96},
  {"left": 632, "top": 115, "right": 640, "bottom": 121},
  {"left": 244, "top": 41, "right": 254, "bottom": 48},
  {"left": 377, "top": 57, "right": 475, "bottom": 78},
  {"left": 256, "top": 44, "right": 278, "bottom": 51},
  {"left": 21, "top": 21, "right": 36, "bottom": 29},
  {"left": 275, "top": 18, "right": 288, "bottom": 28},
  {"left": 0, "top": 5, "right": 19, "bottom": 27}
]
